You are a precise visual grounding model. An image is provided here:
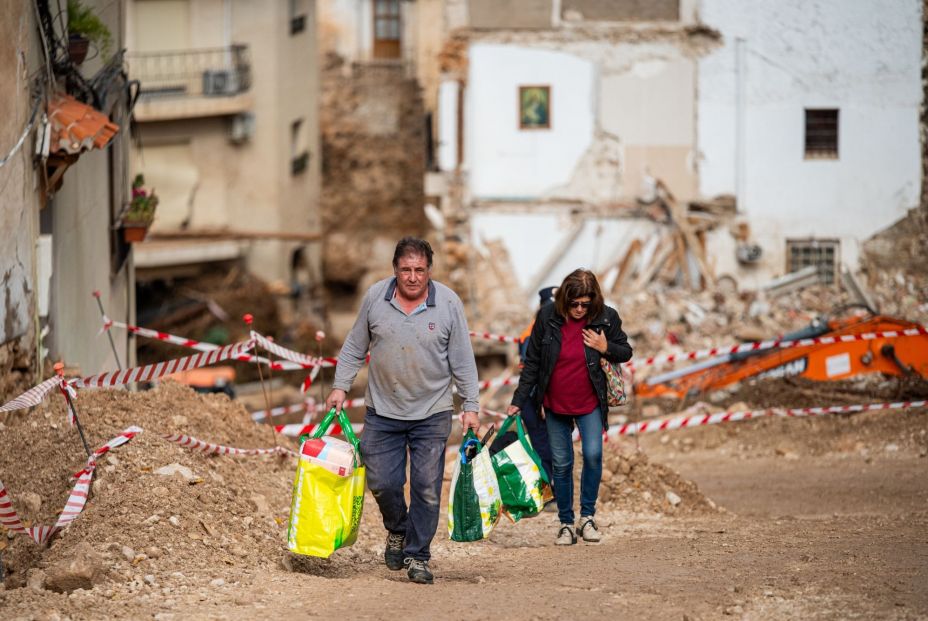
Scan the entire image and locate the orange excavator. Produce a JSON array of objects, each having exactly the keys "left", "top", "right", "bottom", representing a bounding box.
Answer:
[{"left": 634, "top": 309, "right": 928, "bottom": 400}]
